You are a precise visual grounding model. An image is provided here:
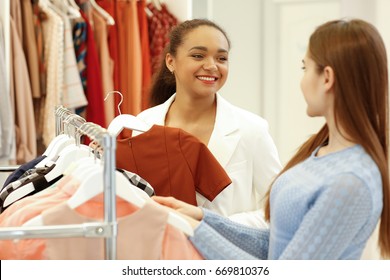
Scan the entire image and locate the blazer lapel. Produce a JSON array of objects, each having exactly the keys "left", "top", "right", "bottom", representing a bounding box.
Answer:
[
  {"left": 208, "top": 94, "right": 241, "bottom": 168},
  {"left": 141, "top": 94, "right": 176, "bottom": 125}
]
